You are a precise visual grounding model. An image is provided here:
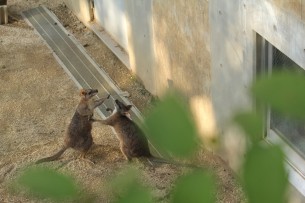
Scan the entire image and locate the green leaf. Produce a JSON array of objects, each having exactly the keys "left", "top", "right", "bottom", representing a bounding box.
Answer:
[
  {"left": 234, "top": 112, "right": 264, "bottom": 143},
  {"left": 18, "top": 167, "right": 79, "bottom": 201},
  {"left": 143, "top": 92, "right": 200, "bottom": 158},
  {"left": 111, "top": 168, "right": 153, "bottom": 203},
  {"left": 252, "top": 71, "right": 305, "bottom": 119},
  {"left": 243, "top": 145, "right": 288, "bottom": 203},
  {"left": 171, "top": 170, "right": 216, "bottom": 203}
]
